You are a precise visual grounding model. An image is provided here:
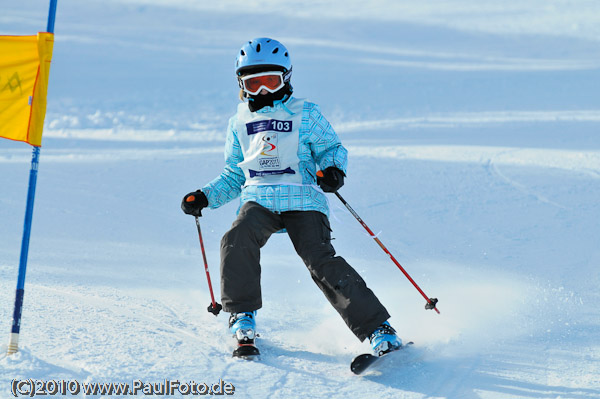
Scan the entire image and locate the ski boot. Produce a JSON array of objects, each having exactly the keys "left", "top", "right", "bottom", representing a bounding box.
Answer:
[
  {"left": 369, "top": 321, "right": 402, "bottom": 356},
  {"left": 229, "top": 312, "right": 260, "bottom": 358}
]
